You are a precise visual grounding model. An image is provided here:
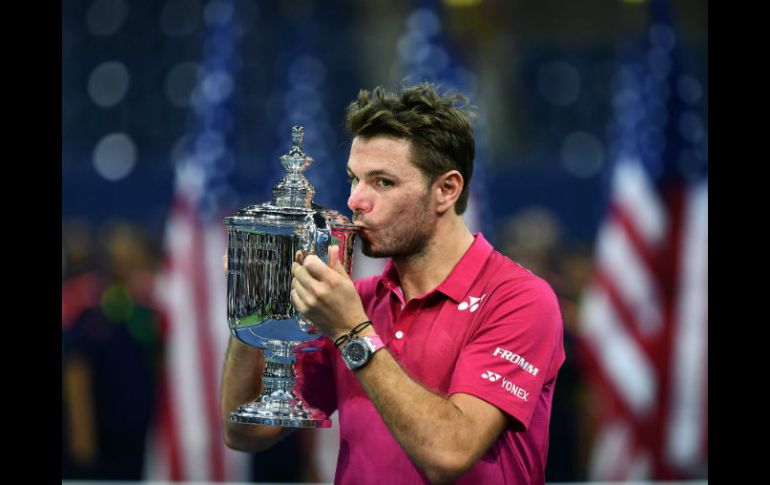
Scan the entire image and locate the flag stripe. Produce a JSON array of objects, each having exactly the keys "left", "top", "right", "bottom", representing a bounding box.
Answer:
[
  {"left": 159, "top": 371, "right": 182, "bottom": 479},
  {"left": 666, "top": 182, "right": 708, "bottom": 470},
  {"left": 596, "top": 211, "right": 664, "bottom": 337},
  {"left": 612, "top": 157, "right": 668, "bottom": 246},
  {"left": 167, "top": 202, "right": 211, "bottom": 480},
  {"left": 580, "top": 284, "right": 657, "bottom": 417},
  {"left": 594, "top": 268, "right": 656, "bottom": 362},
  {"left": 587, "top": 419, "right": 632, "bottom": 480},
  {"left": 190, "top": 212, "right": 225, "bottom": 481},
  {"left": 609, "top": 202, "right": 663, "bottom": 283},
  {"left": 654, "top": 184, "right": 686, "bottom": 480}
]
